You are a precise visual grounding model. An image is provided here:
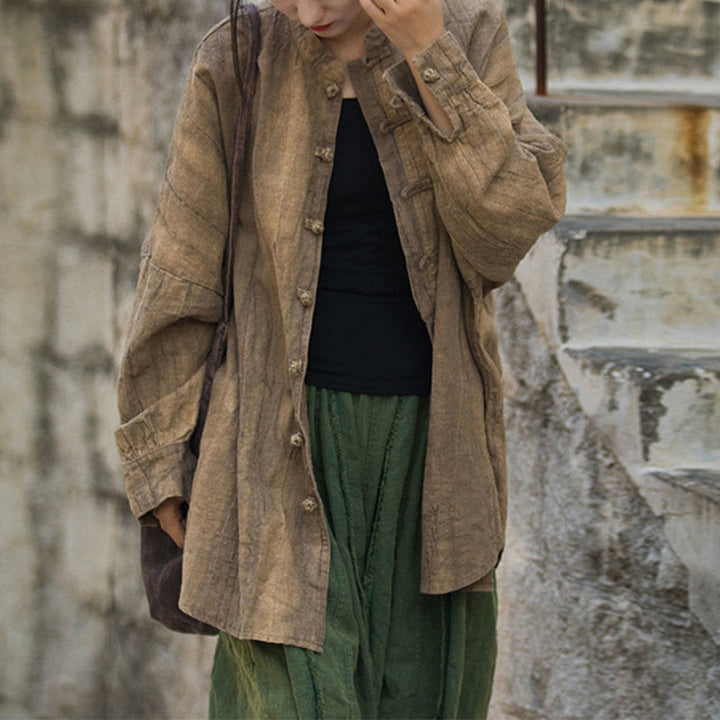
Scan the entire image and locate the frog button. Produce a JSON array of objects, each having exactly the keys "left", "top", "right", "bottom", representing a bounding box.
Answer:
[
  {"left": 290, "top": 432, "right": 304, "bottom": 448},
  {"left": 297, "top": 288, "right": 313, "bottom": 307},
  {"left": 421, "top": 67, "right": 441, "bottom": 83},
  {"left": 304, "top": 218, "right": 324, "bottom": 235},
  {"left": 302, "top": 497, "right": 319, "bottom": 513},
  {"left": 325, "top": 81, "right": 341, "bottom": 99},
  {"left": 289, "top": 359, "right": 303, "bottom": 377},
  {"left": 315, "top": 146, "right": 334, "bottom": 163},
  {"left": 419, "top": 254, "right": 432, "bottom": 270}
]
